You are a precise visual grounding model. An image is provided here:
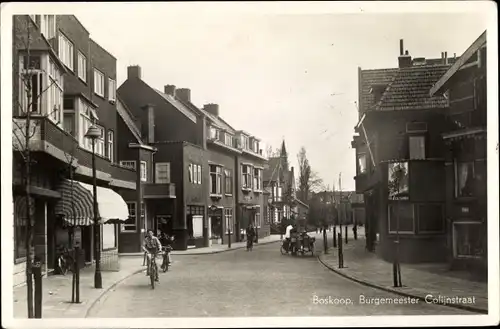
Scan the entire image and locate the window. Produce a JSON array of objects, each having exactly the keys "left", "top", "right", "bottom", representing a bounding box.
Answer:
[
  {"left": 253, "top": 168, "right": 262, "bottom": 191},
  {"left": 58, "top": 33, "right": 74, "bottom": 70},
  {"left": 254, "top": 211, "right": 261, "bottom": 228},
  {"left": 241, "top": 164, "right": 252, "bottom": 189},
  {"left": 388, "top": 203, "right": 414, "bottom": 233},
  {"left": 224, "top": 208, "right": 233, "bottom": 234},
  {"left": 94, "top": 69, "right": 105, "bottom": 97},
  {"left": 455, "top": 161, "right": 475, "bottom": 198},
  {"left": 253, "top": 140, "right": 259, "bottom": 153},
  {"left": 225, "top": 133, "right": 233, "bottom": 147},
  {"left": 224, "top": 169, "right": 233, "bottom": 195},
  {"left": 357, "top": 153, "right": 367, "bottom": 174},
  {"left": 140, "top": 161, "right": 147, "bottom": 182},
  {"left": 409, "top": 136, "right": 425, "bottom": 160},
  {"left": 210, "top": 126, "right": 219, "bottom": 140},
  {"left": 47, "top": 59, "right": 63, "bottom": 124},
  {"left": 197, "top": 165, "right": 202, "bottom": 184},
  {"left": 77, "top": 51, "right": 87, "bottom": 82},
  {"left": 107, "top": 130, "right": 114, "bottom": 162},
  {"left": 63, "top": 97, "right": 75, "bottom": 136},
  {"left": 388, "top": 162, "right": 409, "bottom": 200},
  {"left": 78, "top": 98, "right": 98, "bottom": 151},
  {"left": 155, "top": 162, "right": 171, "bottom": 184},
  {"left": 210, "top": 164, "right": 223, "bottom": 195},
  {"left": 14, "top": 196, "right": 35, "bottom": 259},
  {"left": 40, "top": 15, "right": 56, "bottom": 39},
  {"left": 120, "top": 161, "right": 136, "bottom": 170},
  {"left": 122, "top": 202, "right": 137, "bottom": 232},
  {"left": 188, "top": 164, "right": 193, "bottom": 182},
  {"left": 141, "top": 202, "right": 146, "bottom": 231},
  {"left": 94, "top": 126, "right": 105, "bottom": 157},
  {"left": 108, "top": 78, "right": 116, "bottom": 102},
  {"left": 241, "top": 135, "right": 249, "bottom": 150},
  {"left": 453, "top": 222, "right": 484, "bottom": 258},
  {"left": 417, "top": 204, "right": 444, "bottom": 233},
  {"left": 18, "top": 55, "right": 43, "bottom": 114}
]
